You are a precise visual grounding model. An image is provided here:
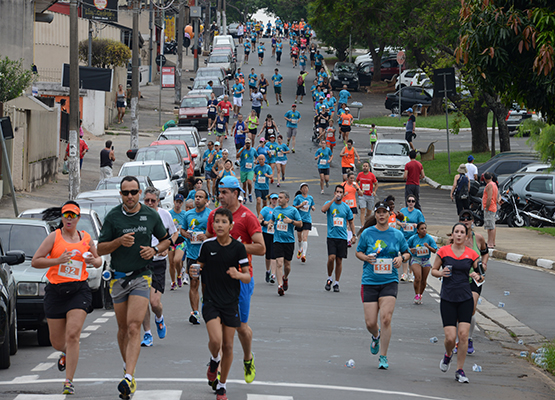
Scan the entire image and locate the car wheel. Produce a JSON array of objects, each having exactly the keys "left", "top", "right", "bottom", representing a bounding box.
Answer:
[
  {"left": 0, "top": 321, "right": 10, "bottom": 369},
  {"left": 9, "top": 309, "right": 17, "bottom": 356},
  {"left": 37, "top": 324, "right": 51, "bottom": 347},
  {"left": 391, "top": 105, "right": 400, "bottom": 115},
  {"left": 92, "top": 280, "right": 105, "bottom": 309}
]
